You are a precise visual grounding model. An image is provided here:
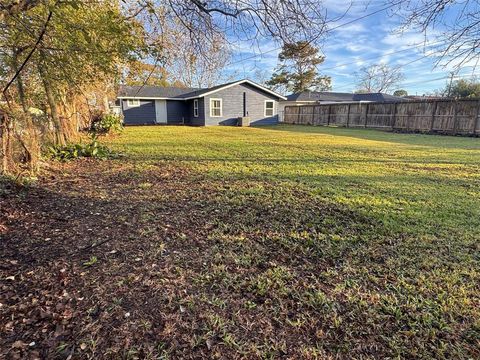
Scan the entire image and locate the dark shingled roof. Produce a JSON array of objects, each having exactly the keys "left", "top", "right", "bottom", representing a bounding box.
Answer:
[
  {"left": 118, "top": 85, "right": 201, "bottom": 98},
  {"left": 118, "top": 80, "right": 285, "bottom": 100},
  {"left": 174, "top": 80, "right": 240, "bottom": 98},
  {"left": 285, "top": 91, "right": 407, "bottom": 103}
]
